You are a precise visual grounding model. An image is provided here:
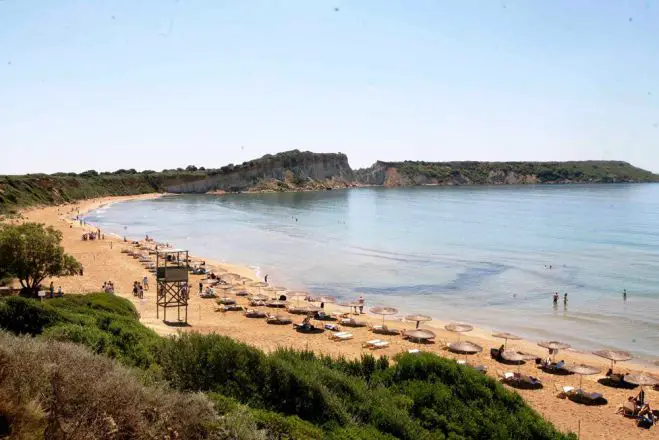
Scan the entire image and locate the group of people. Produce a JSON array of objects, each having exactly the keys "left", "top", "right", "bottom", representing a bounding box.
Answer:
[
  {"left": 102, "top": 281, "right": 115, "bottom": 294},
  {"left": 552, "top": 291, "right": 568, "bottom": 306},
  {"left": 626, "top": 389, "right": 657, "bottom": 426},
  {"left": 132, "top": 281, "right": 145, "bottom": 299},
  {"left": 48, "top": 282, "right": 63, "bottom": 298},
  {"left": 82, "top": 230, "right": 103, "bottom": 241}
]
